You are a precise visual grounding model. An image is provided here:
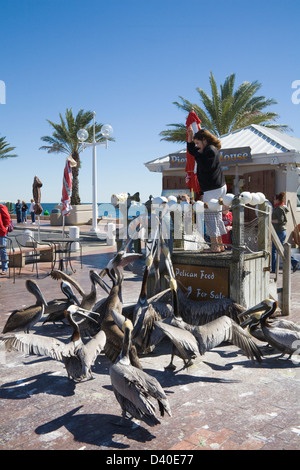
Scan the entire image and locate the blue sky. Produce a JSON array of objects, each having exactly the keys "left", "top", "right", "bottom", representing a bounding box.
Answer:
[{"left": 1, "top": 0, "right": 300, "bottom": 204}]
